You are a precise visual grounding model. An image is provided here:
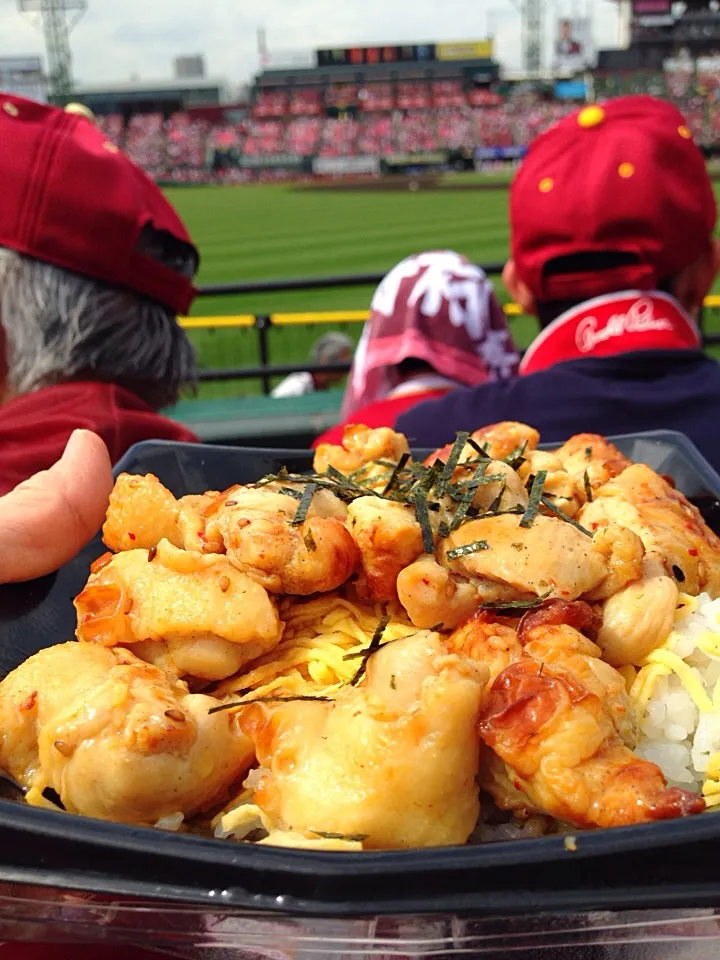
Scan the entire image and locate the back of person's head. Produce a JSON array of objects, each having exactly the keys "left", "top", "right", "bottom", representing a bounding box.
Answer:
[
  {"left": 0, "top": 94, "right": 199, "bottom": 409},
  {"left": 311, "top": 332, "right": 354, "bottom": 365},
  {"left": 342, "top": 250, "right": 519, "bottom": 417},
  {"left": 504, "top": 96, "right": 719, "bottom": 328}
]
